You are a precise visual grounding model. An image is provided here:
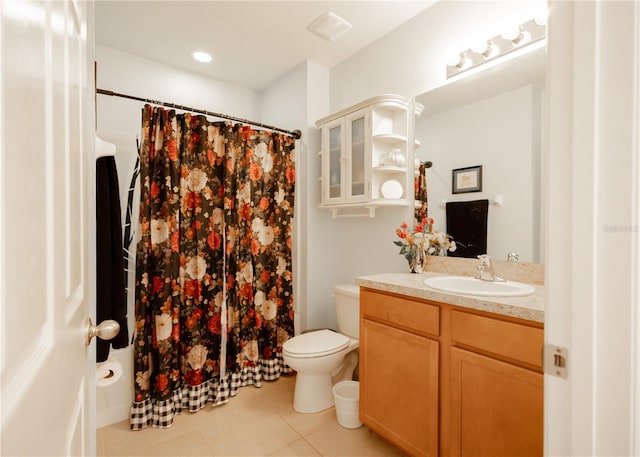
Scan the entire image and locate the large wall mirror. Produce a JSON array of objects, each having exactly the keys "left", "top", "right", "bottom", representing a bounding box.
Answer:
[{"left": 415, "top": 47, "right": 546, "bottom": 264}]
